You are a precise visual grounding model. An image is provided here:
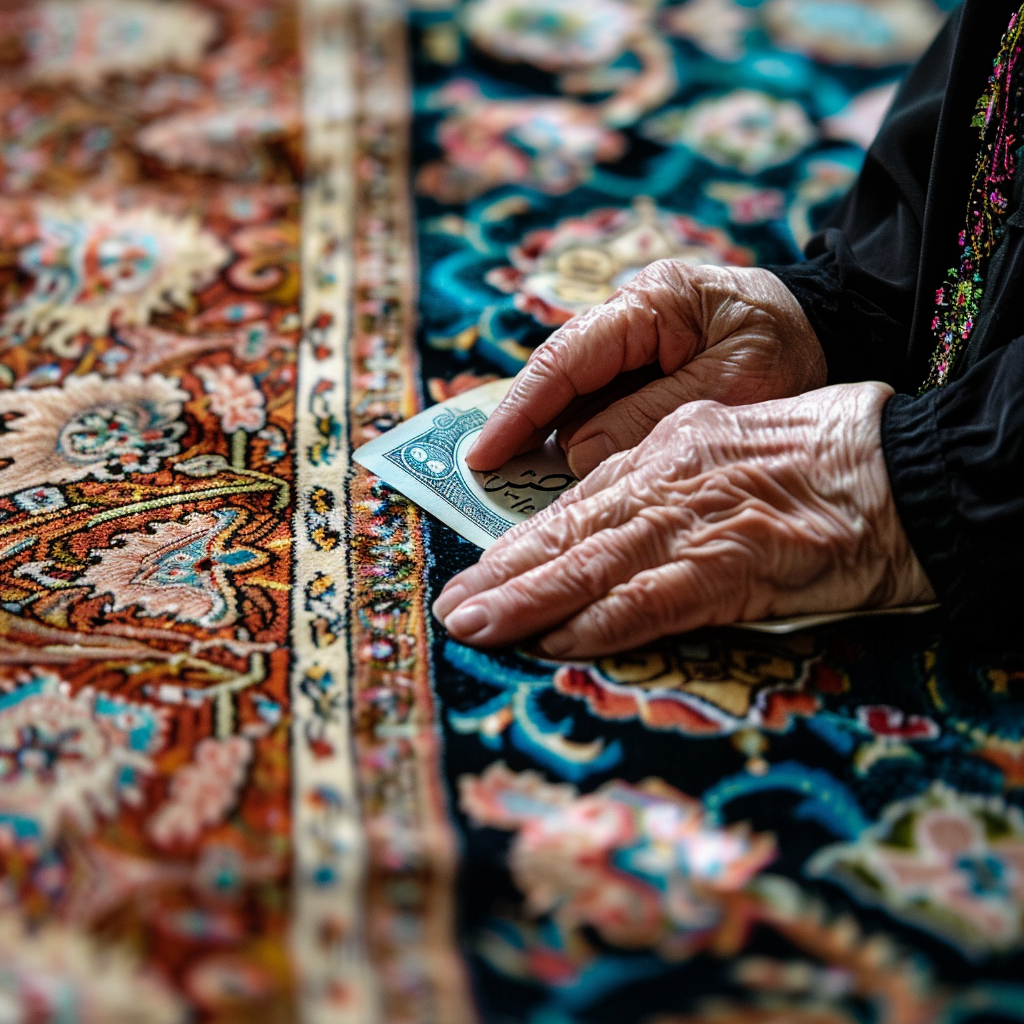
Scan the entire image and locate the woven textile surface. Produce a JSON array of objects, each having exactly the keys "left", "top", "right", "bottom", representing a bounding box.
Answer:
[{"left": 0, "top": 1, "right": 1022, "bottom": 1022}]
